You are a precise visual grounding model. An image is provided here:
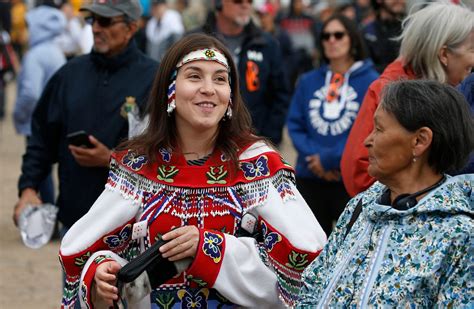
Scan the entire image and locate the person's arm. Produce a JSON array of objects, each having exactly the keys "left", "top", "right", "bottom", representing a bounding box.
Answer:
[
  {"left": 59, "top": 186, "right": 140, "bottom": 308},
  {"left": 13, "top": 52, "right": 44, "bottom": 134},
  {"left": 340, "top": 81, "right": 380, "bottom": 196},
  {"left": 286, "top": 76, "right": 319, "bottom": 159},
  {"left": 261, "top": 40, "right": 291, "bottom": 145},
  {"left": 12, "top": 52, "right": 46, "bottom": 225},
  {"left": 184, "top": 170, "right": 327, "bottom": 307},
  {"left": 436, "top": 232, "right": 472, "bottom": 306},
  {"left": 15, "top": 72, "right": 63, "bottom": 222}
]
